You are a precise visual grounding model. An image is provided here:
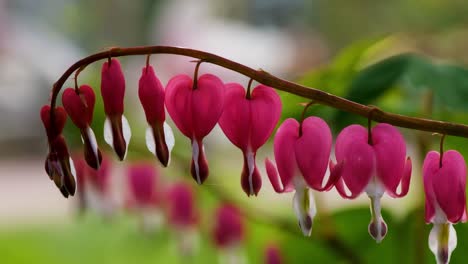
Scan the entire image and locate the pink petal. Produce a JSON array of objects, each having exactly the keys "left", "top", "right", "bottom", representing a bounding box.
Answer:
[
  {"left": 265, "top": 158, "right": 285, "bottom": 193},
  {"left": 138, "top": 65, "right": 166, "bottom": 124},
  {"left": 272, "top": 118, "right": 299, "bottom": 192},
  {"left": 101, "top": 58, "right": 125, "bottom": 116},
  {"left": 218, "top": 83, "right": 250, "bottom": 150},
  {"left": 191, "top": 74, "right": 224, "bottom": 140},
  {"left": 423, "top": 151, "right": 439, "bottom": 223},
  {"left": 386, "top": 157, "right": 412, "bottom": 198},
  {"left": 165, "top": 74, "right": 193, "bottom": 138},
  {"left": 249, "top": 85, "right": 282, "bottom": 151},
  {"left": 432, "top": 150, "right": 467, "bottom": 223},
  {"left": 295, "top": 117, "right": 333, "bottom": 191},
  {"left": 213, "top": 204, "right": 245, "bottom": 248},
  {"left": 335, "top": 125, "right": 374, "bottom": 197},
  {"left": 165, "top": 182, "right": 197, "bottom": 227},
  {"left": 127, "top": 163, "right": 159, "bottom": 206},
  {"left": 372, "top": 123, "right": 409, "bottom": 195},
  {"left": 331, "top": 161, "right": 362, "bottom": 199}
]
